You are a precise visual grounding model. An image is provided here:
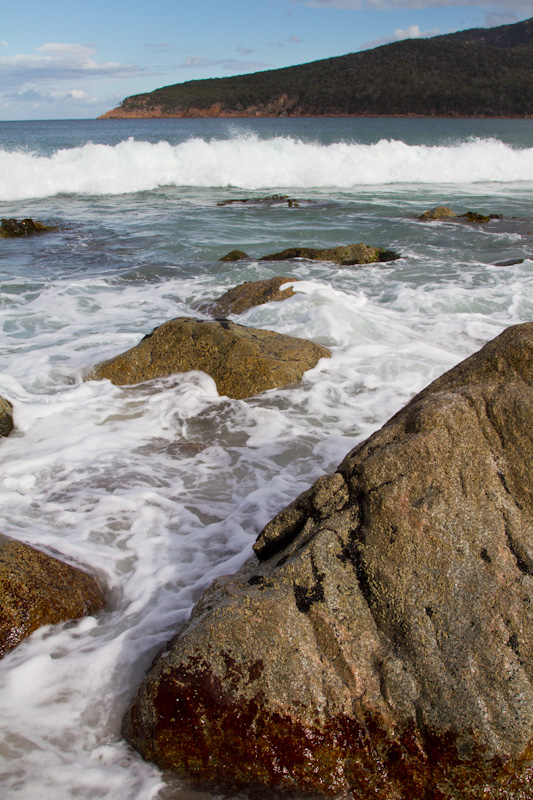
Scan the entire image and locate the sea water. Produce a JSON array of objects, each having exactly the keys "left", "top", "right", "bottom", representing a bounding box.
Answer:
[{"left": 0, "top": 116, "right": 532, "bottom": 799}]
